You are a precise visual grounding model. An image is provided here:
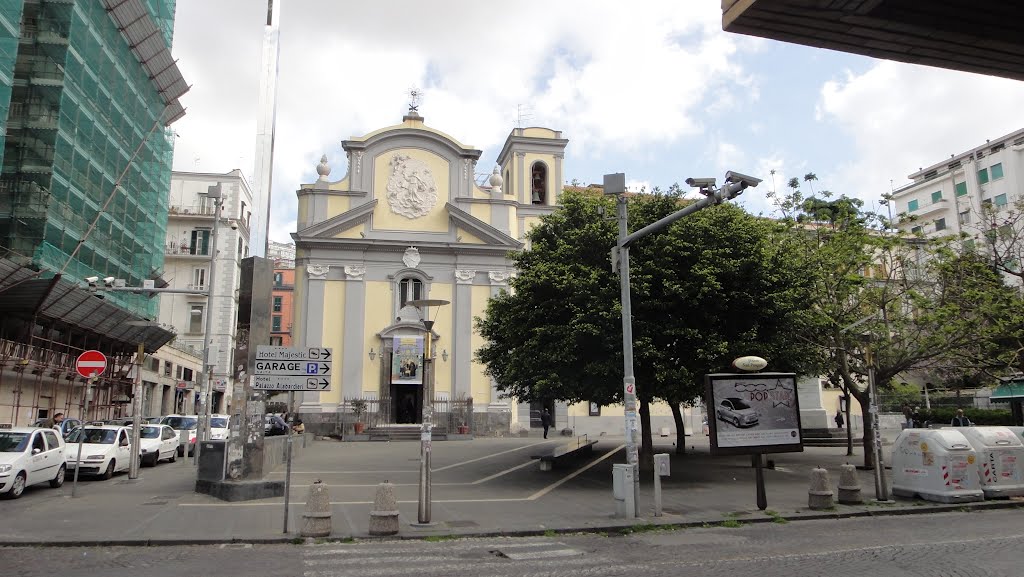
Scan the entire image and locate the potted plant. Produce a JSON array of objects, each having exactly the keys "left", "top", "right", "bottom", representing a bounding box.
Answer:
[{"left": 351, "top": 399, "right": 368, "bottom": 434}]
